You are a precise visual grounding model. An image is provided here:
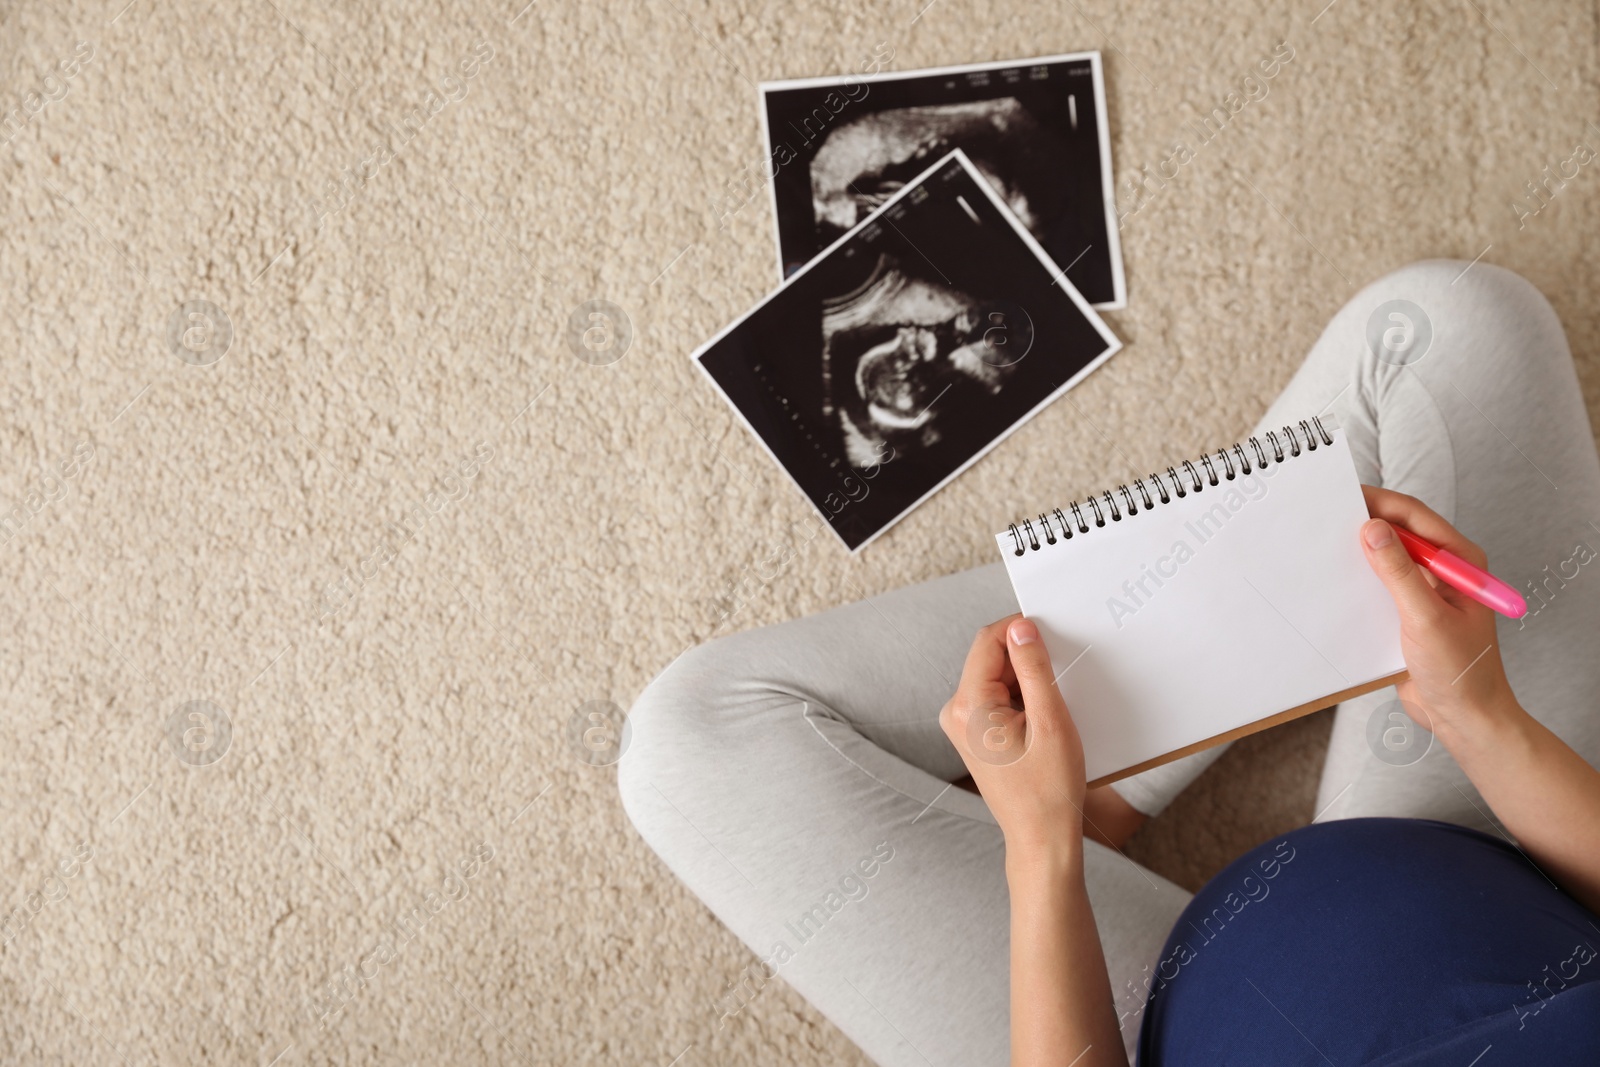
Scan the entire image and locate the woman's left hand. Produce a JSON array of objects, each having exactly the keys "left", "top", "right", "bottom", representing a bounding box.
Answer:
[{"left": 939, "top": 615, "right": 1087, "bottom": 860}]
